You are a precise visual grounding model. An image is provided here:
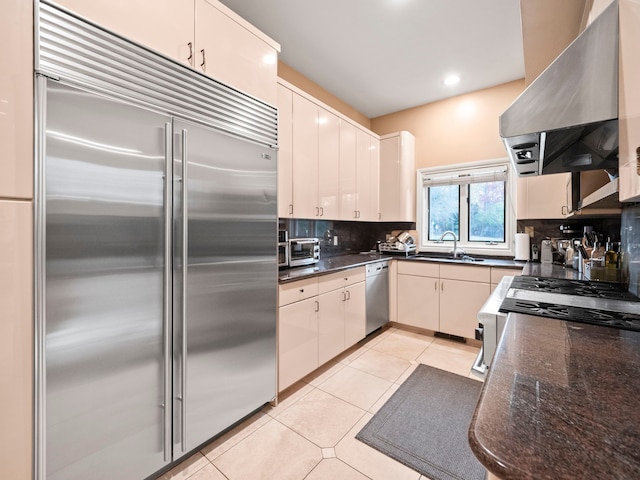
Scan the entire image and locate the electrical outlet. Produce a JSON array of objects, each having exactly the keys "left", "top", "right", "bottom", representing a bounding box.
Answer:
[{"left": 525, "top": 226, "right": 534, "bottom": 237}]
